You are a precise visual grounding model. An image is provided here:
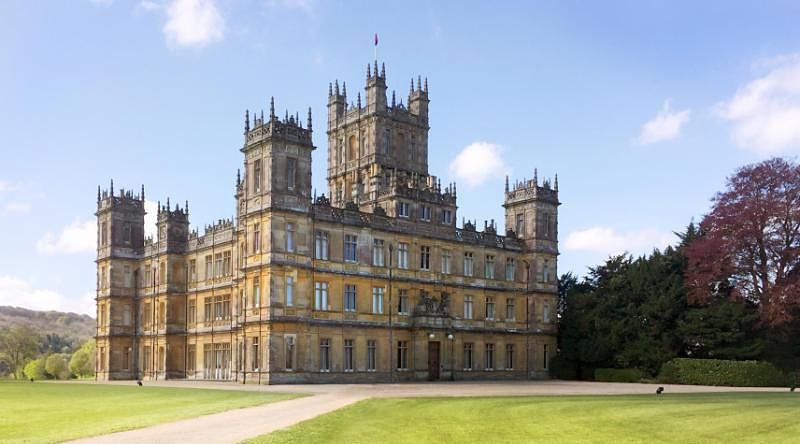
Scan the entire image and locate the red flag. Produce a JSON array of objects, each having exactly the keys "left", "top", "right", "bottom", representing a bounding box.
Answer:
[{"left": 374, "top": 33, "right": 378, "bottom": 46}]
